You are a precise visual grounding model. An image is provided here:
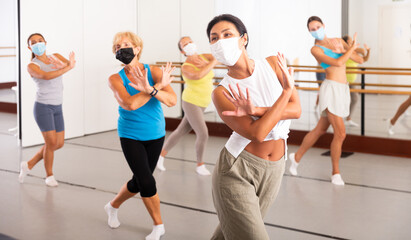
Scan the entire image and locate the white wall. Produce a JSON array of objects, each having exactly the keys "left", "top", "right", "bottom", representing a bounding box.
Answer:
[
  {"left": 20, "top": 0, "right": 137, "bottom": 146},
  {"left": 83, "top": 0, "right": 137, "bottom": 134},
  {"left": 0, "top": 0, "right": 17, "bottom": 83},
  {"left": 215, "top": 0, "right": 342, "bottom": 82},
  {"left": 349, "top": 0, "right": 411, "bottom": 84},
  {"left": 137, "top": 0, "right": 215, "bottom": 118}
]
